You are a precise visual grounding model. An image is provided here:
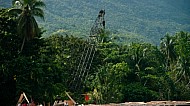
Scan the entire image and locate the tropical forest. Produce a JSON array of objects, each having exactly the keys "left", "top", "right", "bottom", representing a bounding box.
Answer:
[{"left": 0, "top": 0, "right": 190, "bottom": 106}]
